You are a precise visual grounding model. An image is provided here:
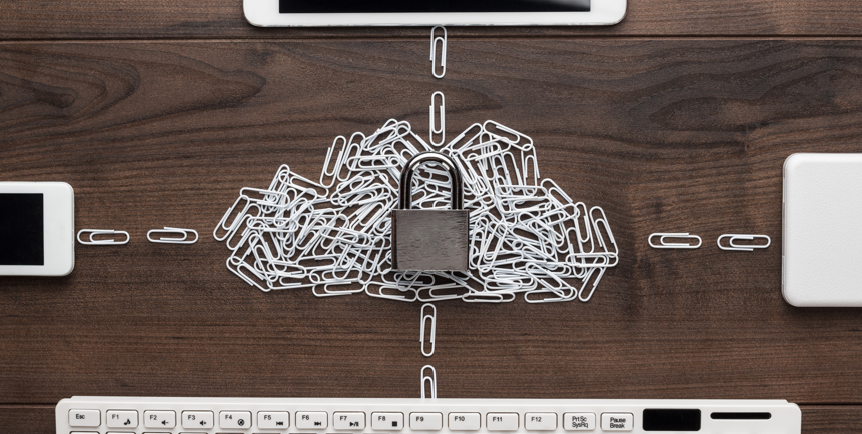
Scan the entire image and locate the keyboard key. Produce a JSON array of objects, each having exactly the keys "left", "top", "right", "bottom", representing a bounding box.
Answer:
[
  {"left": 144, "top": 410, "right": 176, "bottom": 429},
  {"left": 107, "top": 410, "right": 138, "bottom": 428},
  {"left": 487, "top": 413, "right": 518, "bottom": 431},
  {"left": 296, "top": 411, "right": 328, "bottom": 429},
  {"left": 69, "top": 409, "right": 101, "bottom": 427},
  {"left": 334, "top": 412, "right": 366, "bottom": 430},
  {"left": 563, "top": 413, "right": 595, "bottom": 431},
  {"left": 371, "top": 412, "right": 404, "bottom": 430},
  {"left": 525, "top": 413, "right": 557, "bottom": 430},
  {"left": 601, "top": 413, "right": 633, "bottom": 431},
  {"left": 410, "top": 413, "right": 443, "bottom": 430},
  {"left": 182, "top": 411, "right": 214, "bottom": 429},
  {"left": 448, "top": 413, "right": 481, "bottom": 431},
  {"left": 259, "top": 411, "right": 290, "bottom": 429},
  {"left": 220, "top": 411, "right": 252, "bottom": 429}
]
